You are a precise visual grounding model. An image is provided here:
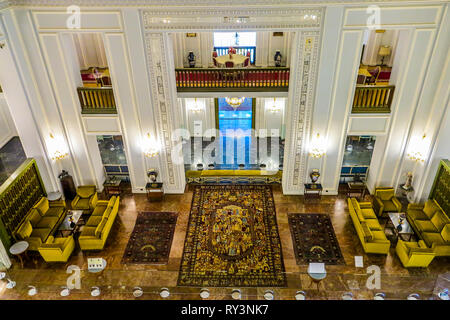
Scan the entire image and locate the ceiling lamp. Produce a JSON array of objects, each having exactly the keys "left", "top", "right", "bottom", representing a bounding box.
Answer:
[
  {"left": 48, "top": 133, "right": 69, "bottom": 161},
  {"left": 309, "top": 133, "right": 326, "bottom": 158},
  {"left": 268, "top": 98, "right": 281, "bottom": 113},
  {"left": 190, "top": 98, "right": 202, "bottom": 113},
  {"left": 142, "top": 133, "right": 160, "bottom": 158},
  {"left": 225, "top": 97, "right": 245, "bottom": 110}
]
